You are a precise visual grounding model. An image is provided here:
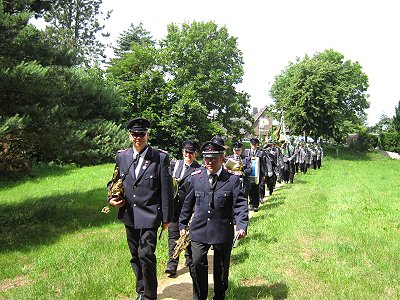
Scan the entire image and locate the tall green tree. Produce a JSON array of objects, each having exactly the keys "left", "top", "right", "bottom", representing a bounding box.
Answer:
[
  {"left": 108, "top": 21, "right": 253, "bottom": 155},
  {"left": 1, "top": 1, "right": 125, "bottom": 178},
  {"left": 393, "top": 100, "right": 400, "bottom": 134},
  {"left": 161, "top": 21, "right": 253, "bottom": 141},
  {"left": 112, "top": 22, "right": 154, "bottom": 58},
  {"left": 43, "top": 0, "right": 111, "bottom": 66},
  {"left": 270, "top": 49, "right": 369, "bottom": 141}
]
